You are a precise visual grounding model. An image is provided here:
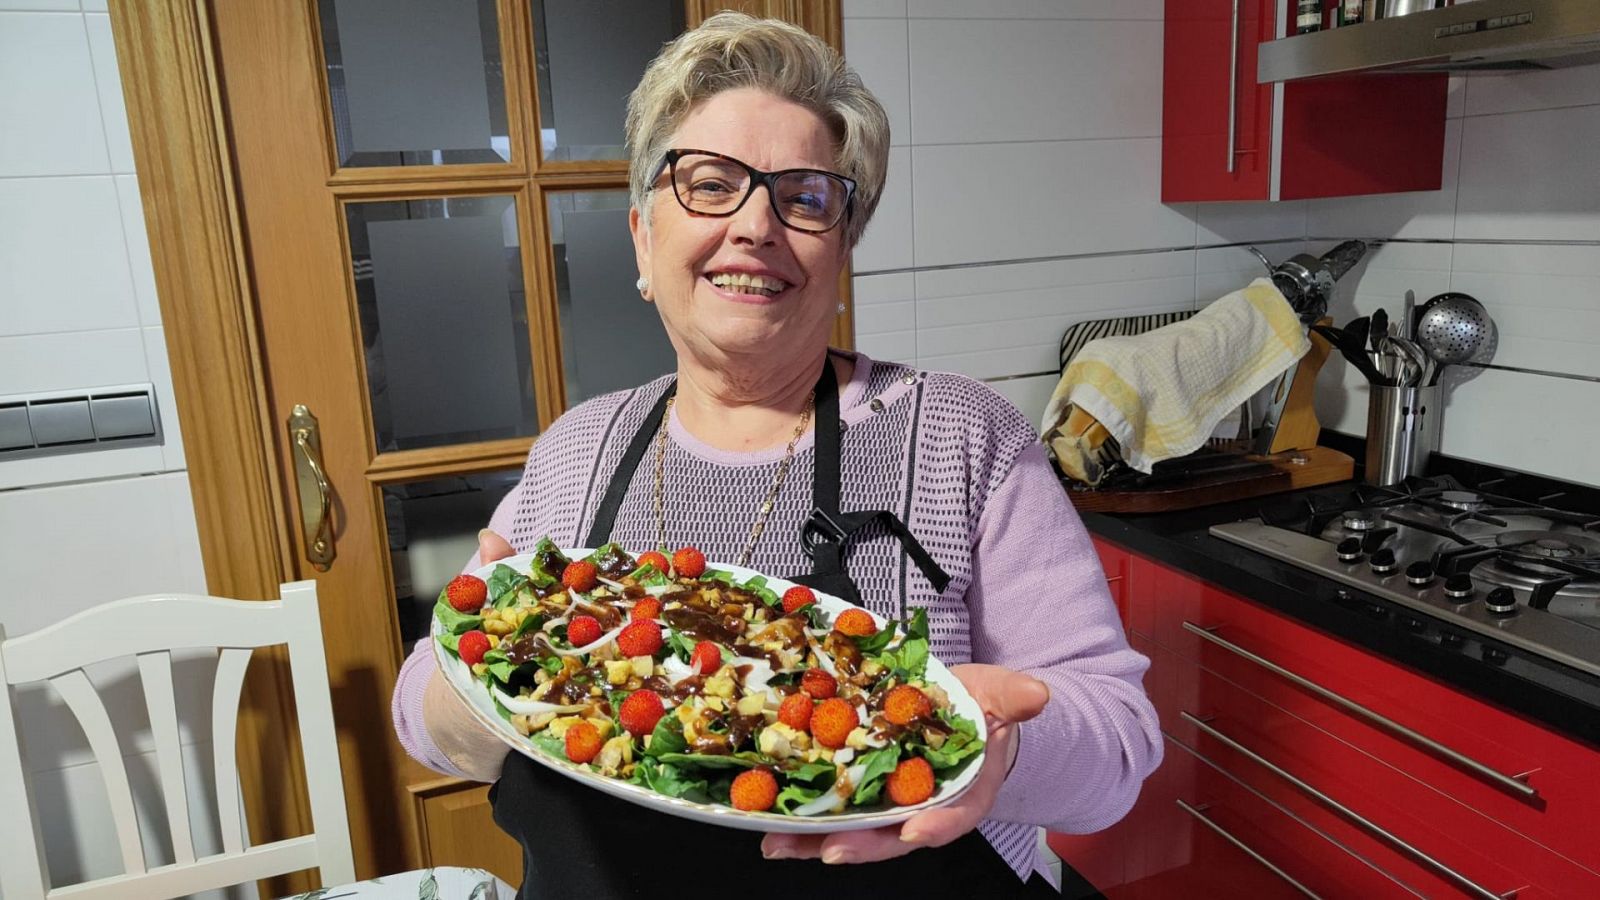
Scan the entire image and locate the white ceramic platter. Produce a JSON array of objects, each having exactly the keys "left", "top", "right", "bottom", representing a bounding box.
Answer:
[{"left": 432, "top": 551, "right": 986, "bottom": 833}]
